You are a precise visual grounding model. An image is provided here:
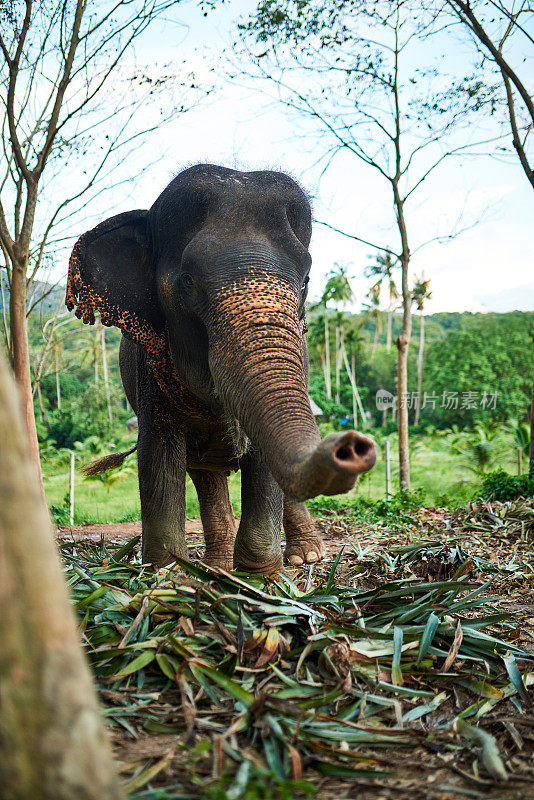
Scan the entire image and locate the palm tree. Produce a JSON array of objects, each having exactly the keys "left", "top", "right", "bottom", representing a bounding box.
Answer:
[
  {"left": 365, "top": 251, "right": 399, "bottom": 352},
  {"left": 364, "top": 280, "right": 382, "bottom": 359},
  {"left": 412, "top": 276, "right": 432, "bottom": 426},
  {"left": 321, "top": 264, "right": 354, "bottom": 404},
  {"left": 342, "top": 323, "right": 367, "bottom": 428},
  {"left": 307, "top": 301, "right": 332, "bottom": 400},
  {"left": 450, "top": 426, "right": 501, "bottom": 475}
]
